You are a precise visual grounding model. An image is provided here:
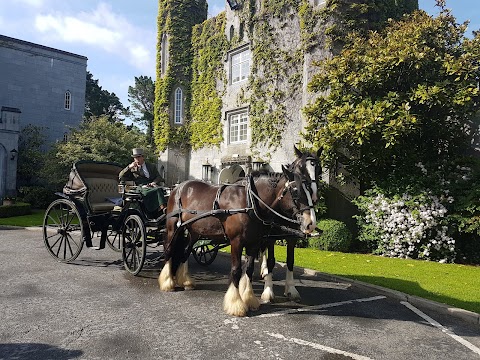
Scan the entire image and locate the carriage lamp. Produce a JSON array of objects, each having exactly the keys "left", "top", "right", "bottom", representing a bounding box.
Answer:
[
  {"left": 227, "top": 0, "right": 240, "bottom": 10},
  {"left": 202, "top": 160, "right": 213, "bottom": 182},
  {"left": 10, "top": 148, "right": 17, "bottom": 161}
]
